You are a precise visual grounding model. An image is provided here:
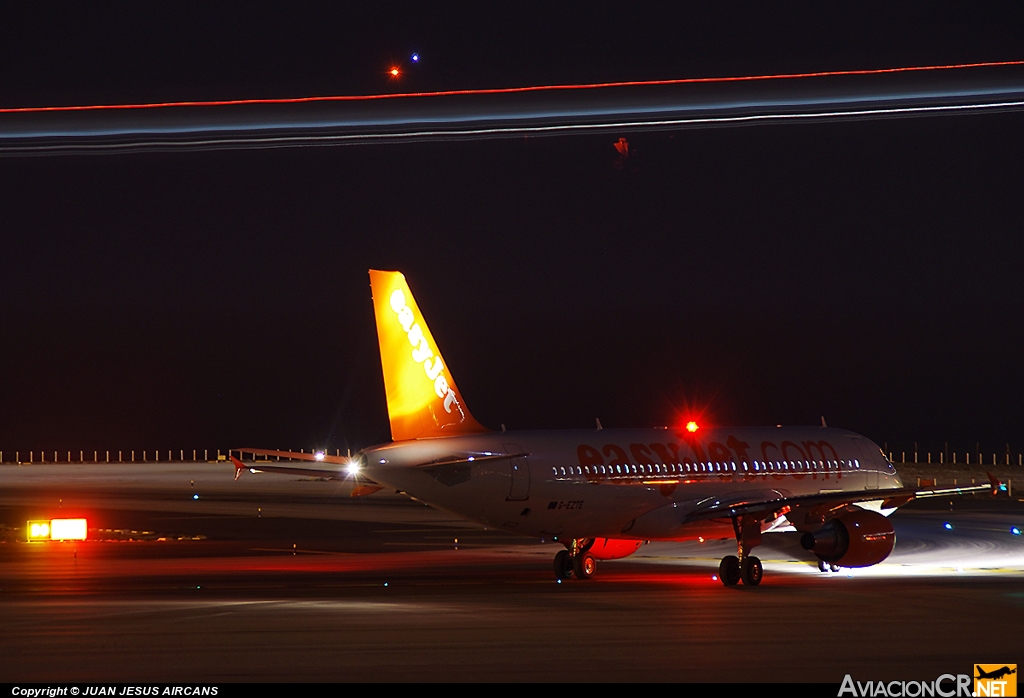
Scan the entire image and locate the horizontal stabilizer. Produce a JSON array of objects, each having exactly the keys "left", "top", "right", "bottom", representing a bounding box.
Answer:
[
  {"left": 413, "top": 452, "right": 529, "bottom": 468},
  {"left": 230, "top": 451, "right": 373, "bottom": 484}
]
